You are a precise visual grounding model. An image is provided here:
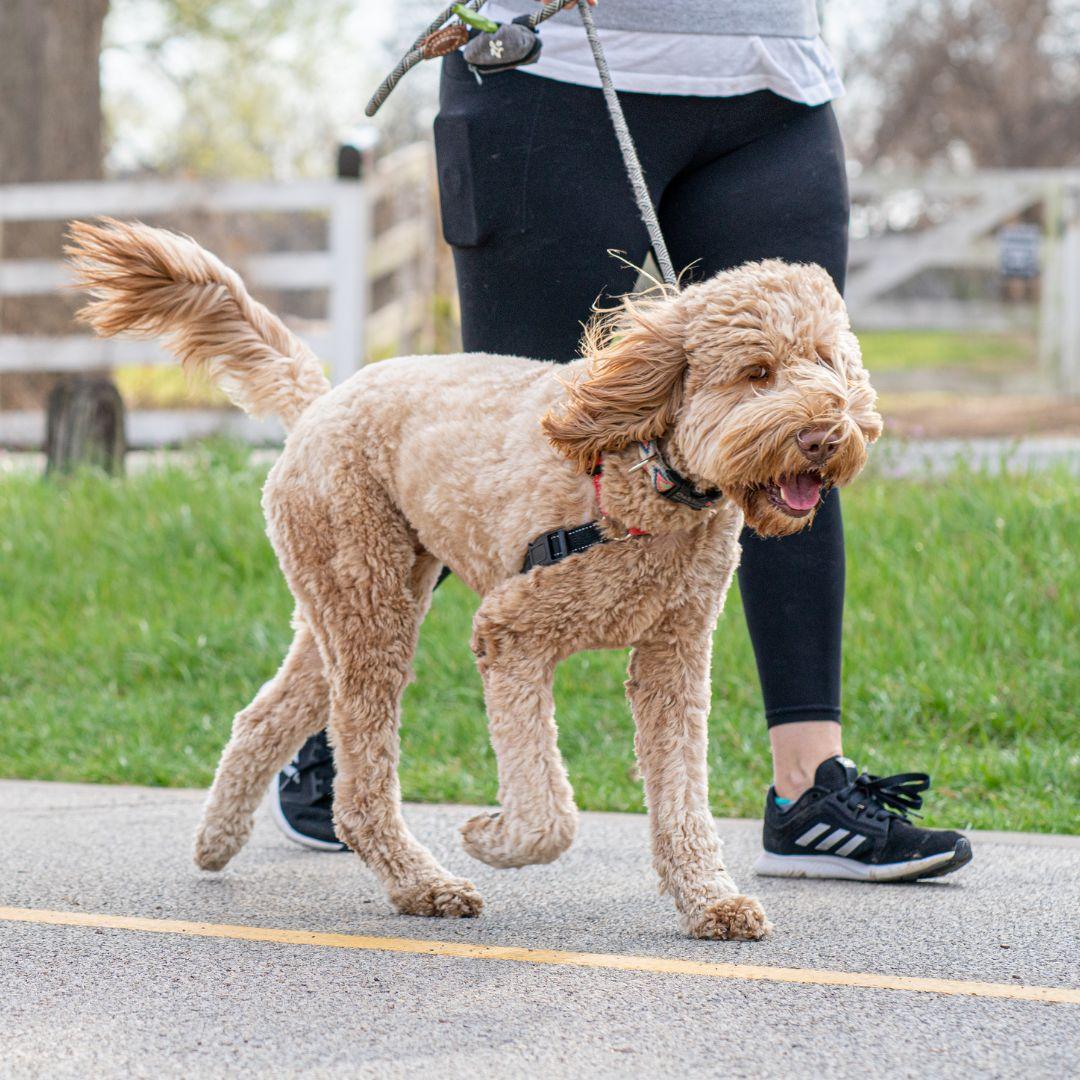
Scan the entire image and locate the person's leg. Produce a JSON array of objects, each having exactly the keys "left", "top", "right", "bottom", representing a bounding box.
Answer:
[
  {"left": 747, "top": 490, "right": 845, "bottom": 800},
  {"left": 659, "top": 95, "right": 850, "bottom": 801},
  {"left": 659, "top": 97, "right": 971, "bottom": 880}
]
